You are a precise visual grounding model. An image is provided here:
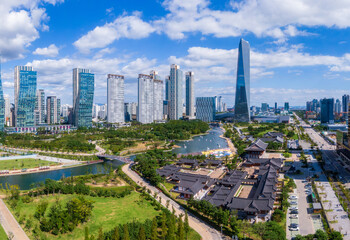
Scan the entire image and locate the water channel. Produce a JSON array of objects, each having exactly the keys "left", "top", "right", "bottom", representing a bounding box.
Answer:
[{"left": 0, "top": 127, "right": 227, "bottom": 190}]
